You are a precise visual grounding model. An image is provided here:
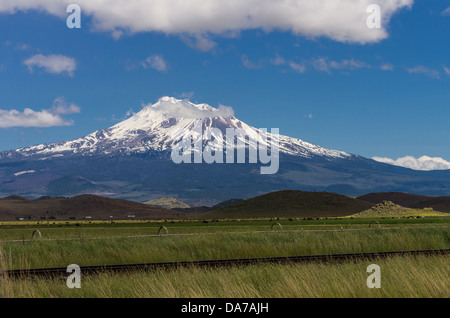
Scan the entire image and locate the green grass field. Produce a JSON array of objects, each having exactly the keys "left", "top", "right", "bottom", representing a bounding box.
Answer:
[
  {"left": 0, "top": 216, "right": 448, "bottom": 298},
  {"left": 1, "top": 216, "right": 448, "bottom": 240},
  {"left": 1, "top": 255, "right": 448, "bottom": 298},
  {"left": 0, "top": 220, "right": 448, "bottom": 269}
]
